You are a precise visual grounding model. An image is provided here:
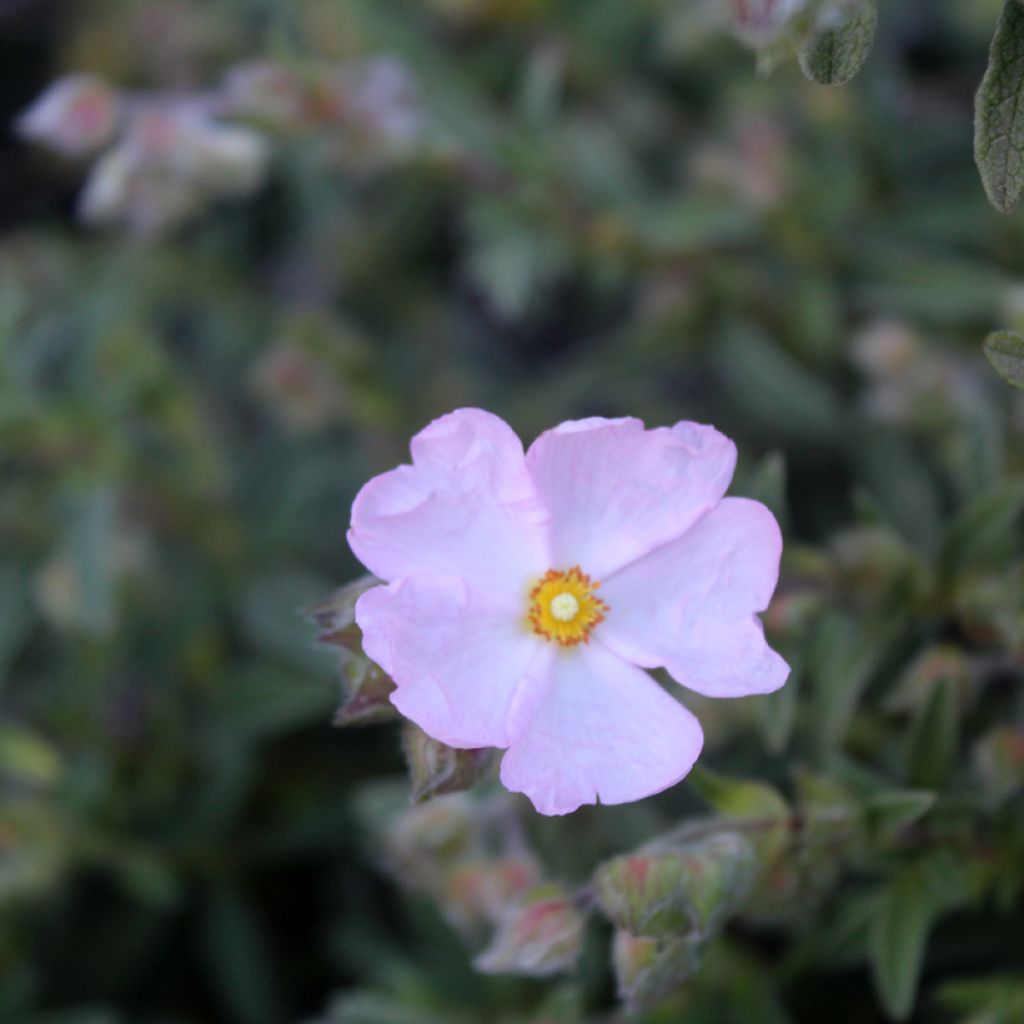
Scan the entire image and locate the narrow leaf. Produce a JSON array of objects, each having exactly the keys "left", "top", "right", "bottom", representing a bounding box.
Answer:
[
  {"left": 907, "top": 677, "right": 959, "bottom": 790},
  {"left": 975, "top": 1, "right": 1024, "bottom": 213},
  {"left": 871, "top": 869, "right": 935, "bottom": 1020}
]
